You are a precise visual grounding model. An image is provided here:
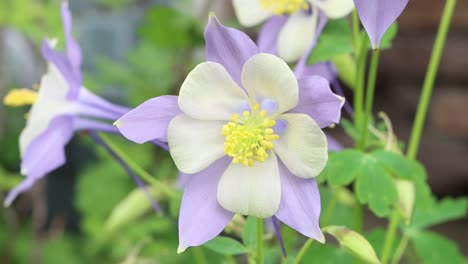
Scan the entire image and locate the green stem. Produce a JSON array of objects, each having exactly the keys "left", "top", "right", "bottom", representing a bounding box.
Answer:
[
  {"left": 352, "top": 9, "right": 361, "bottom": 53},
  {"left": 352, "top": 202, "right": 363, "bottom": 234},
  {"left": 293, "top": 189, "right": 339, "bottom": 264},
  {"left": 391, "top": 233, "right": 410, "bottom": 264},
  {"left": 407, "top": 0, "right": 457, "bottom": 160},
  {"left": 354, "top": 34, "right": 369, "bottom": 136},
  {"left": 98, "top": 133, "right": 176, "bottom": 199},
  {"left": 381, "top": 209, "right": 399, "bottom": 264},
  {"left": 256, "top": 218, "right": 264, "bottom": 264},
  {"left": 360, "top": 49, "right": 381, "bottom": 150}
]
